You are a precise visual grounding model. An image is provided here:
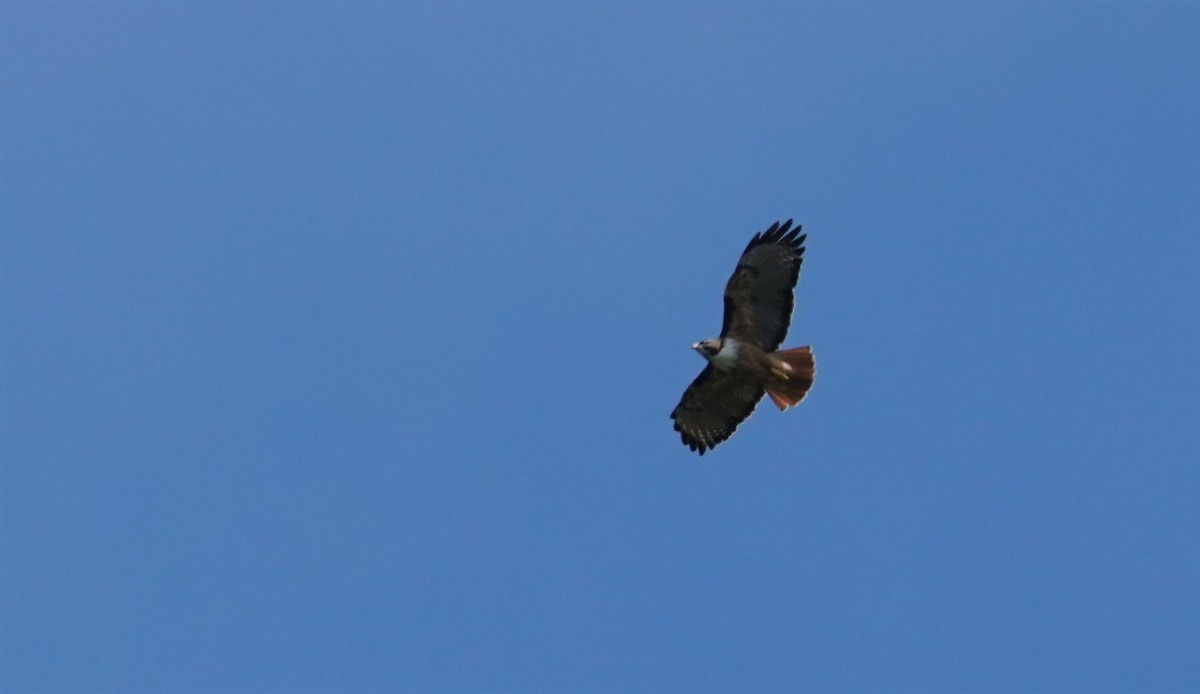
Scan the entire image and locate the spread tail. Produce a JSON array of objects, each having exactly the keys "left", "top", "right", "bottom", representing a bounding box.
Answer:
[{"left": 765, "top": 346, "right": 815, "bottom": 411}]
